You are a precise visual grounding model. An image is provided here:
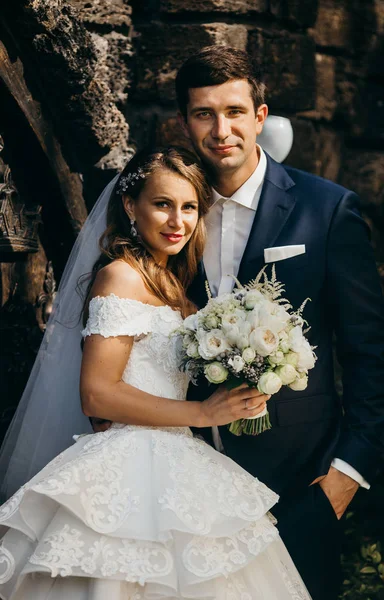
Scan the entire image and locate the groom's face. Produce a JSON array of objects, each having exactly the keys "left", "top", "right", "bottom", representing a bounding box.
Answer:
[{"left": 179, "top": 79, "right": 266, "bottom": 176}]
